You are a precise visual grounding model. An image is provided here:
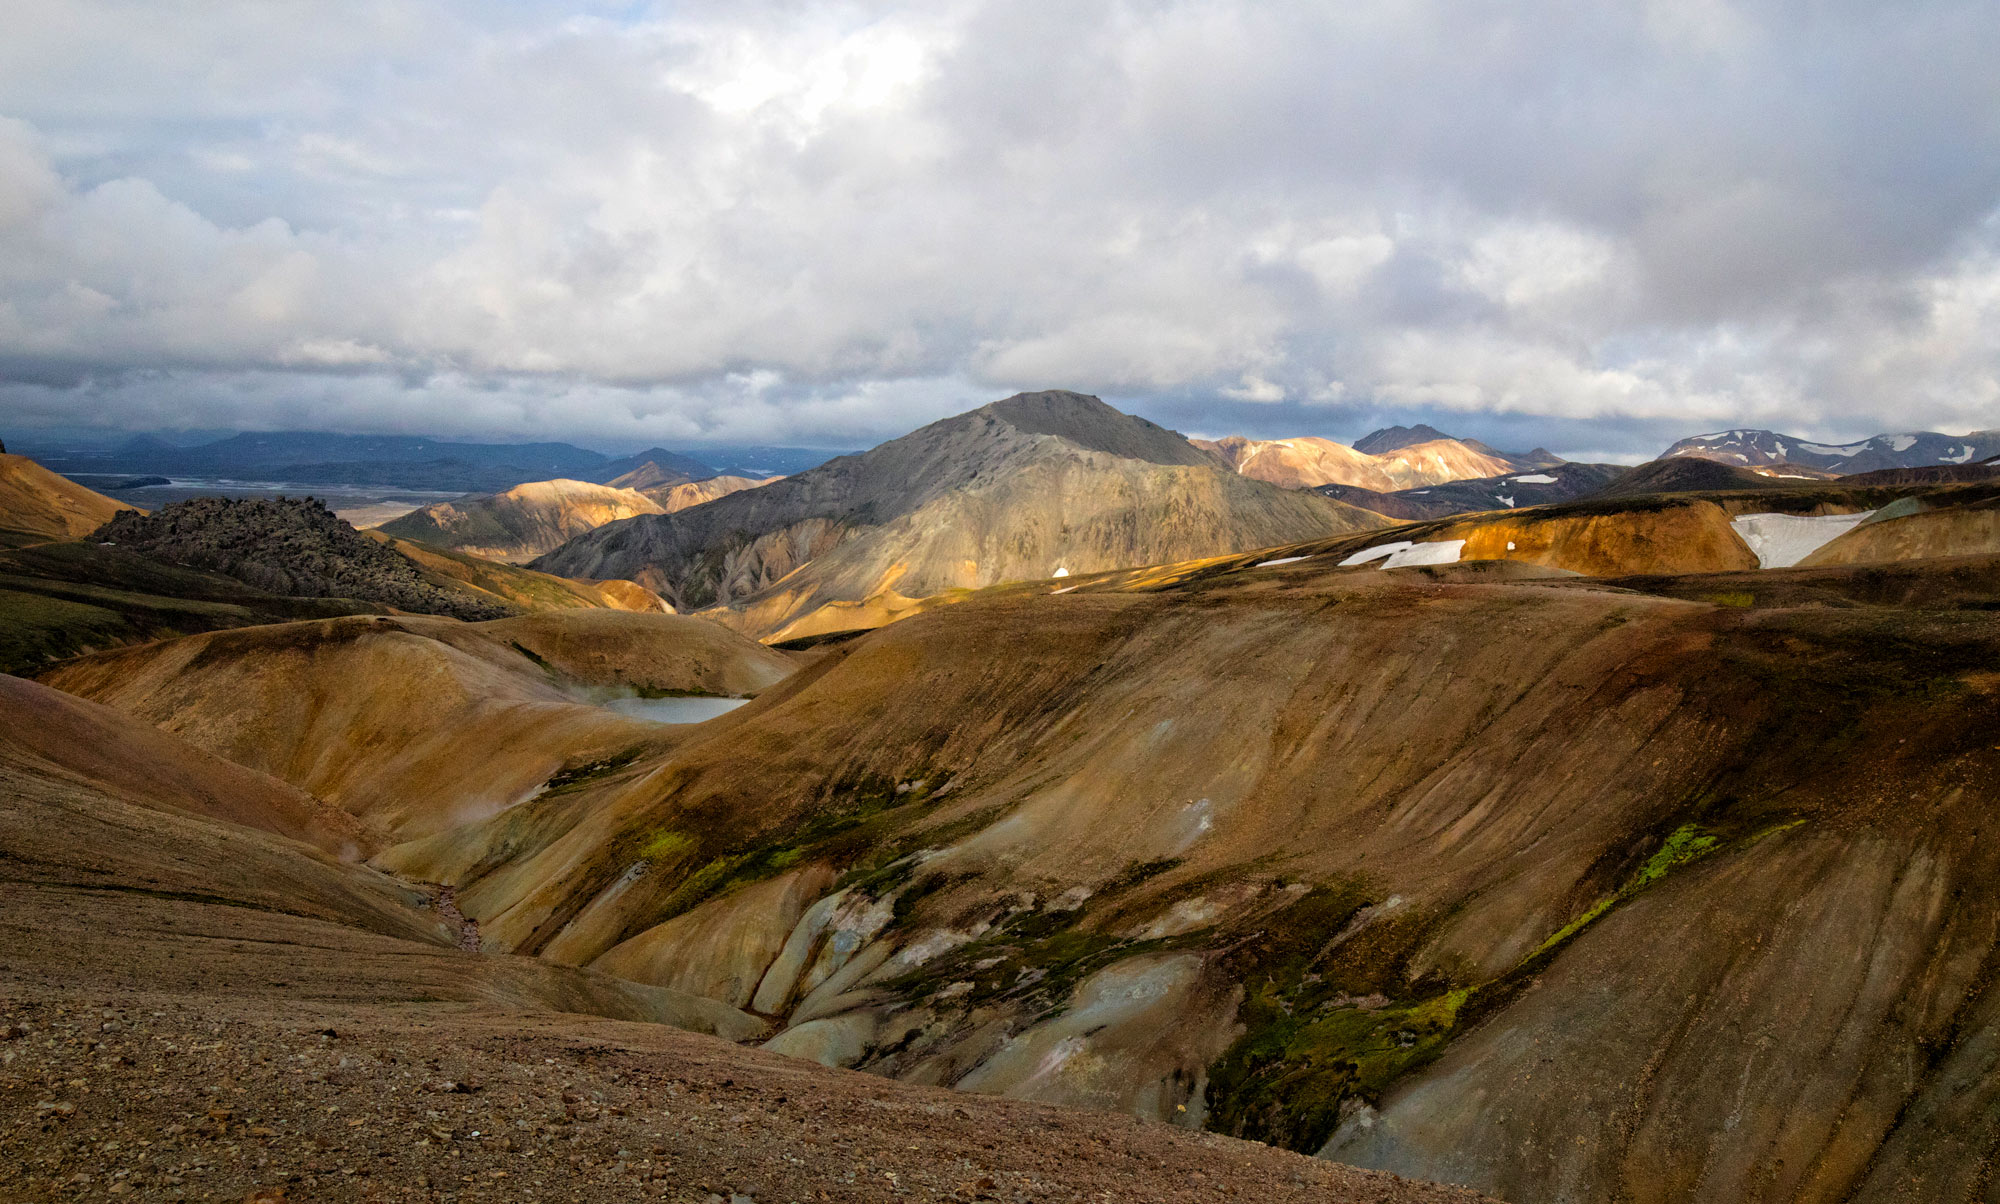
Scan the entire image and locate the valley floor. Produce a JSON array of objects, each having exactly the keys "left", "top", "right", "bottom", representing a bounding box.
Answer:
[{"left": 0, "top": 883, "right": 1487, "bottom": 1204}]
